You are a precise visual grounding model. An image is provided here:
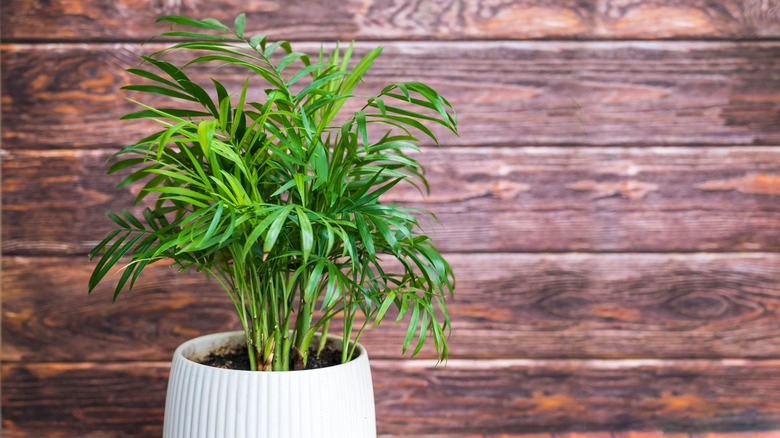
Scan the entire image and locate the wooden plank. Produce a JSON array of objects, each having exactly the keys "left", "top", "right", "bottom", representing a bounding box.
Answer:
[
  {"left": 372, "top": 359, "right": 780, "bottom": 434},
  {"left": 4, "top": 42, "right": 780, "bottom": 149},
  {"left": 4, "top": 359, "right": 780, "bottom": 436},
  {"left": 5, "top": 147, "right": 780, "bottom": 256},
  {"left": 3, "top": 0, "right": 779, "bottom": 41},
  {"left": 2, "top": 362, "right": 169, "bottom": 438},
  {"left": 5, "top": 253, "right": 780, "bottom": 362}
]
